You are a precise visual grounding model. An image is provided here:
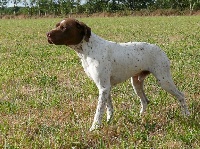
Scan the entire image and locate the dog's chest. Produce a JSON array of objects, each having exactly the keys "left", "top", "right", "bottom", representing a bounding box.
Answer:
[
  {"left": 77, "top": 38, "right": 109, "bottom": 79},
  {"left": 80, "top": 57, "right": 91, "bottom": 78},
  {"left": 78, "top": 53, "right": 101, "bottom": 80}
]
